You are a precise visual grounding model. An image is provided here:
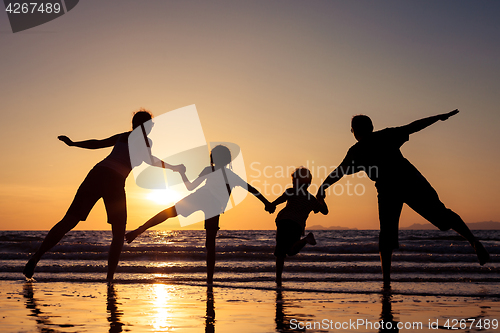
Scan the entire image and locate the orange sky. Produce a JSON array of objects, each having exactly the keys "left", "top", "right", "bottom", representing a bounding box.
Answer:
[{"left": 1, "top": 1, "right": 499, "bottom": 230}]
